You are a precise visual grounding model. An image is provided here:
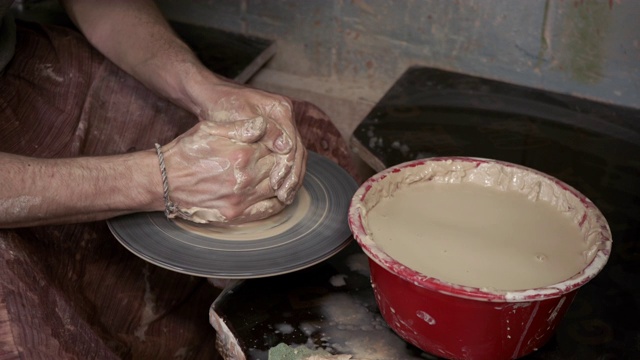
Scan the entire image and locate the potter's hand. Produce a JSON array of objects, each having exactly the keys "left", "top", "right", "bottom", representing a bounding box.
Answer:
[
  {"left": 60, "top": 0, "right": 306, "bottom": 201},
  {"left": 193, "top": 82, "right": 307, "bottom": 205},
  {"left": 159, "top": 119, "right": 286, "bottom": 225}
]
